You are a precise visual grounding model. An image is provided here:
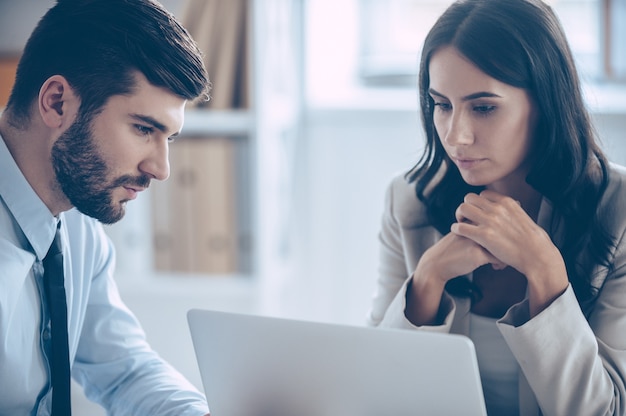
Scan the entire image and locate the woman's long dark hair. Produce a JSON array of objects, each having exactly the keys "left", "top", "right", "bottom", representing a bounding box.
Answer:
[{"left": 409, "top": 0, "right": 613, "bottom": 305}]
